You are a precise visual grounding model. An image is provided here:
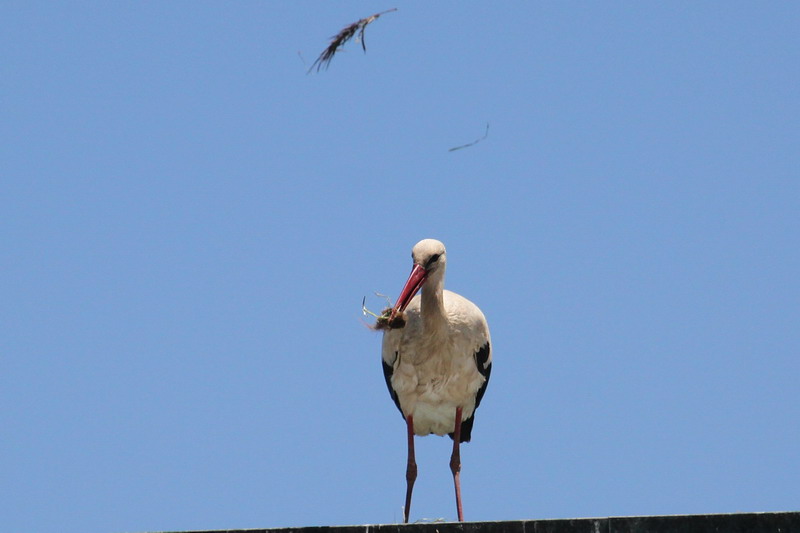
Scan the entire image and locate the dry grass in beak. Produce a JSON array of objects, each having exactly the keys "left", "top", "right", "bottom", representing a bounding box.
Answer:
[
  {"left": 362, "top": 295, "right": 406, "bottom": 330},
  {"left": 374, "top": 308, "right": 406, "bottom": 330},
  {"left": 309, "top": 8, "right": 397, "bottom": 73}
]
